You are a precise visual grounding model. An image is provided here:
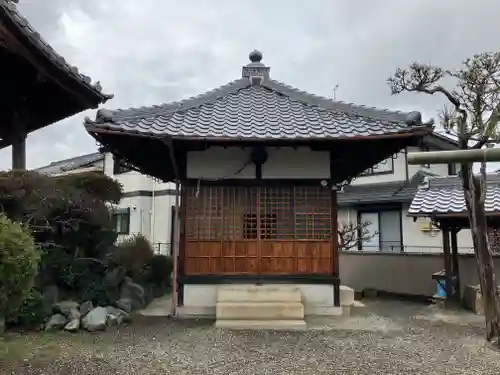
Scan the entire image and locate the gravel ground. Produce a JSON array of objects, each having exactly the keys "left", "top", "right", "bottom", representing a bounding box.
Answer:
[{"left": 2, "top": 299, "right": 500, "bottom": 375}]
